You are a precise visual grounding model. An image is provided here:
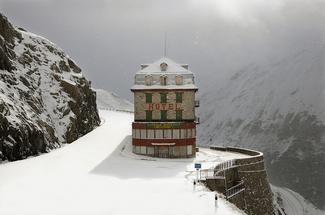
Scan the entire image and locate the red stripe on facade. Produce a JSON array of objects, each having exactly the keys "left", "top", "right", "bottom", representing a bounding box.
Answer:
[
  {"left": 132, "top": 138, "right": 196, "bottom": 146},
  {"left": 131, "top": 89, "right": 198, "bottom": 92}
]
